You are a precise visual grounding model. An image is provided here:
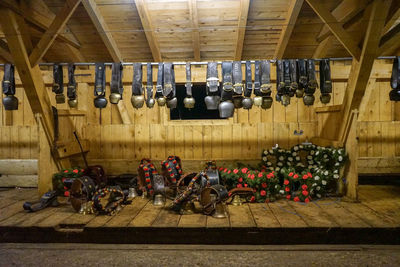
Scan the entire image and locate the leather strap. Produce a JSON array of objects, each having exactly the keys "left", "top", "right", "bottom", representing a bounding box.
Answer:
[
  {"left": 260, "top": 60, "right": 272, "bottom": 95},
  {"left": 320, "top": 59, "right": 332, "bottom": 94},
  {"left": 276, "top": 60, "right": 285, "bottom": 96},
  {"left": 156, "top": 63, "right": 163, "bottom": 98},
  {"left": 221, "top": 62, "right": 233, "bottom": 101},
  {"left": 110, "top": 62, "right": 123, "bottom": 97},
  {"left": 93, "top": 186, "right": 125, "bottom": 215},
  {"left": 206, "top": 62, "right": 219, "bottom": 95},
  {"left": 185, "top": 62, "right": 192, "bottom": 97},
  {"left": 283, "top": 60, "right": 291, "bottom": 93},
  {"left": 391, "top": 57, "right": 399, "bottom": 90},
  {"left": 200, "top": 184, "right": 228, "bottom": 215},
  {"left": 163, "top": 63, "right": 173, "bottom": 98},
  {"left": 232, "top": 61, "right": 243, "bottom": 95},
  {"left": 244, "top": 61, "right": 252, "bottom": 97},
  {"left": 289, "top": 59, "right": 298, "bottom": 94},
  {"left": 67, "top": 63, "right": 77, "bottom": 100},
  {"left": 254, "top": 61, "right": 261, "bottom": 96},
  {"left": 94, "top": 63, "right": 106, "bottom": 96},
  {"left": 2, "top": 64, "right": 15, "bottom": 95},
  {"left": 146, "top": 62, "right": 153, "bottom": 101},
  {"left": 306, "top": 59, "right": 317, "bottom": 94},
  {"left": 162, "top": 156, "right": 182, "bottom": 186},
  {"left": 52, "top": 106, "right": 59, "bottom": 143},
  {"left": 23, "top": 190, "right": 59, "bottom": 212},
  {"left": 298, "top": 59, "right": 307, "bottom": 90},
  {"left": 132, "top": 63, "right": 143, "bottom": 96},
  {"left": 52, "top": 64, "right": 64, "bottom": 94},
  {"left": 172, "top": 64, "right": 176, "bottom": 98}
]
